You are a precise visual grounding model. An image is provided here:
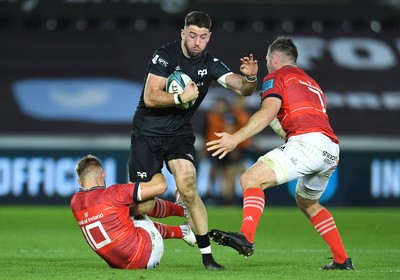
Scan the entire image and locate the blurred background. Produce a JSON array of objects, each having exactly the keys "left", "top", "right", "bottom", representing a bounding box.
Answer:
[{"left": 0, "top": 0, "right": 399, "bottom": 206}]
